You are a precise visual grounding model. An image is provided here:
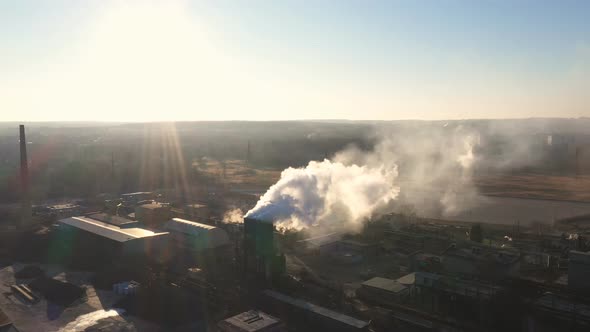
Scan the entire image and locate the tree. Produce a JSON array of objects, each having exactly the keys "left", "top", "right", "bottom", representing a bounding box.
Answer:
[{"left": 470, "top": 223, "right": 483, "bottom": 243}]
